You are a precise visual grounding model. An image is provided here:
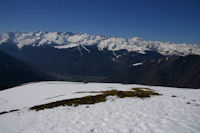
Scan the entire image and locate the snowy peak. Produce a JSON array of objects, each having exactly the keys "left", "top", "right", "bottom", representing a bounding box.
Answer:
[{"left": 0, "top": 31, "right": 200, "bottom": 56}]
